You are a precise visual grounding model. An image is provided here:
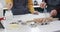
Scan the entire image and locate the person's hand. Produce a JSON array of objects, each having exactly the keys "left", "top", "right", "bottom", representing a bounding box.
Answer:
[
  {"left": 33, "top": 11, "right": 40, "bottom": 15},
  {"left": 50, "top": 9, "right": 57, "bottom": 17},
  {"left": 6, "top": 2, "right": 13, "bottom": 10},
  {"left": 40, "top": 2, "right": 46, "bottom": 9}
]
